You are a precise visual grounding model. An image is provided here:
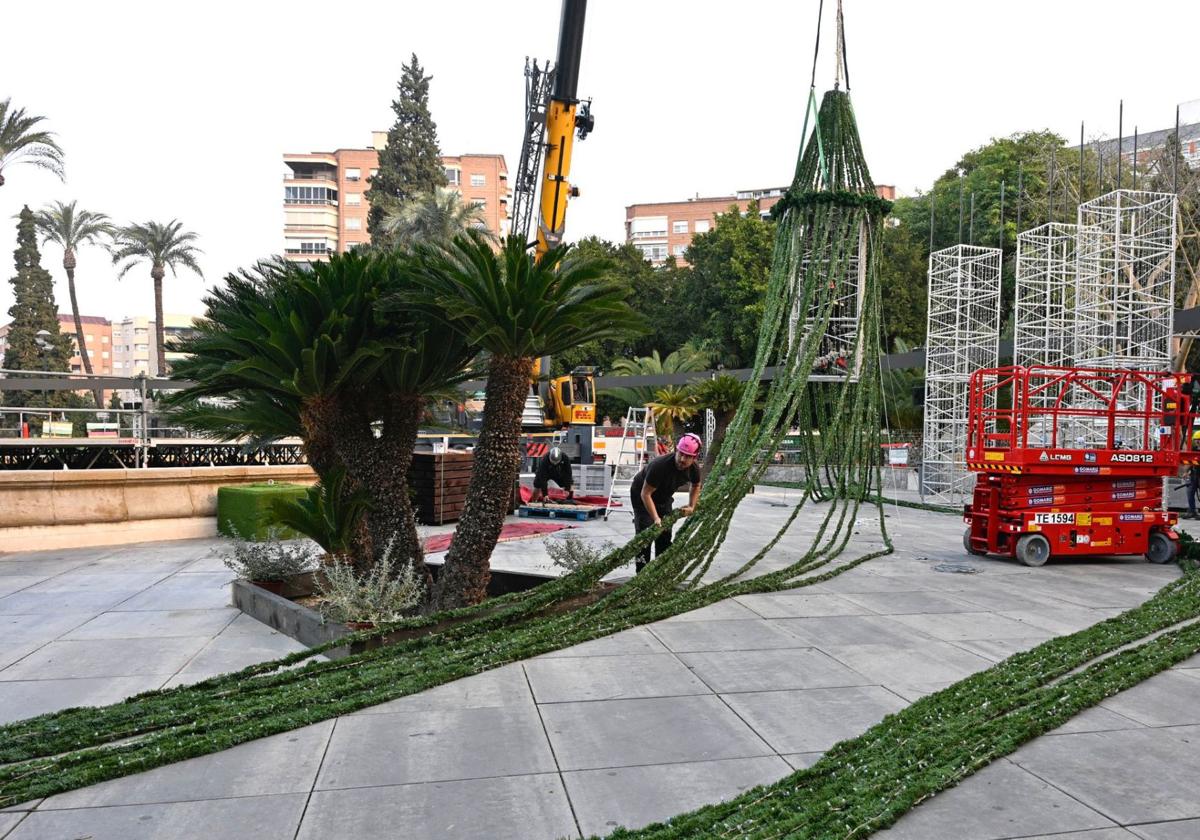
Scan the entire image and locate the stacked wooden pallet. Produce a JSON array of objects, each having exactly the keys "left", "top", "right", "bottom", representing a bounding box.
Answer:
[{"left": 408, "top": 451, "right": 474, "bottom": 525}]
